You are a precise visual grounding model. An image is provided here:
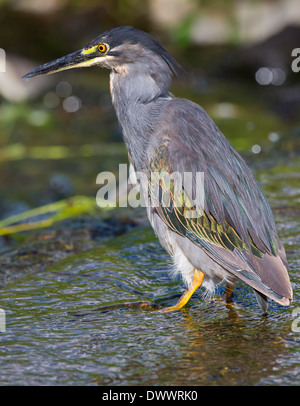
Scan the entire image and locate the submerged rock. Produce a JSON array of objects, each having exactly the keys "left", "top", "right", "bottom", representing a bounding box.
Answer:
[{"left": 0, "top": 213, "right": 139, "bottom": 289}]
